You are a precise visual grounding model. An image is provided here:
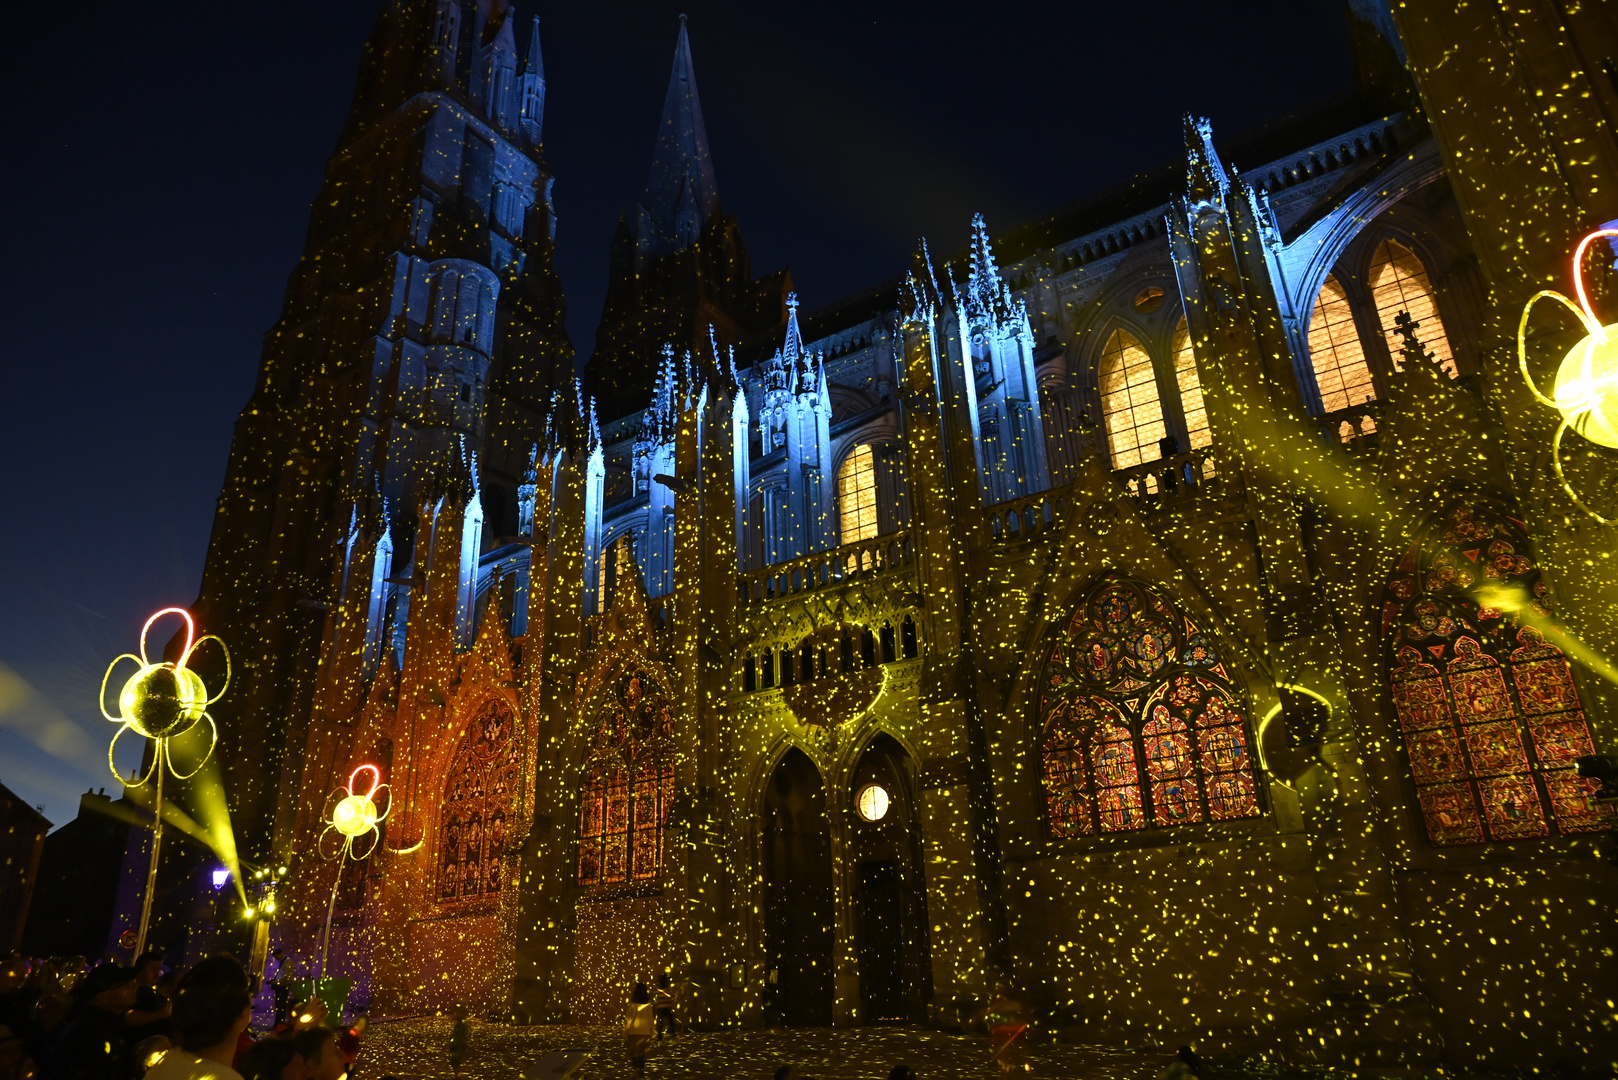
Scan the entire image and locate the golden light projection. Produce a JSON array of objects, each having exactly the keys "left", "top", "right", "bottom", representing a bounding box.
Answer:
[
  {"left": 1518, "top": 228, "right": 1618, "bottom": 522},
  {"left": 316, "top": 764, "right": 391, "bottom": 978},
  {"left": 98, "top": 606, "right": 230, "bottom": 955}
]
